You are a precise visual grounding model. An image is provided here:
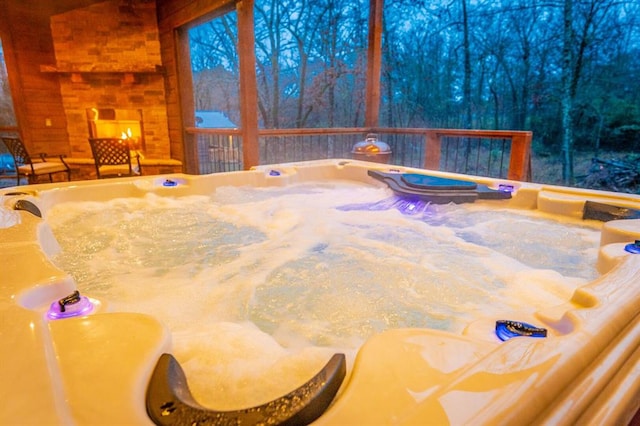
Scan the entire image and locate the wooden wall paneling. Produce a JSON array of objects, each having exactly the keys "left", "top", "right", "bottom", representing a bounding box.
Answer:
[{"left": 0, "top": 0, "right": 69, "bottom": 154}]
